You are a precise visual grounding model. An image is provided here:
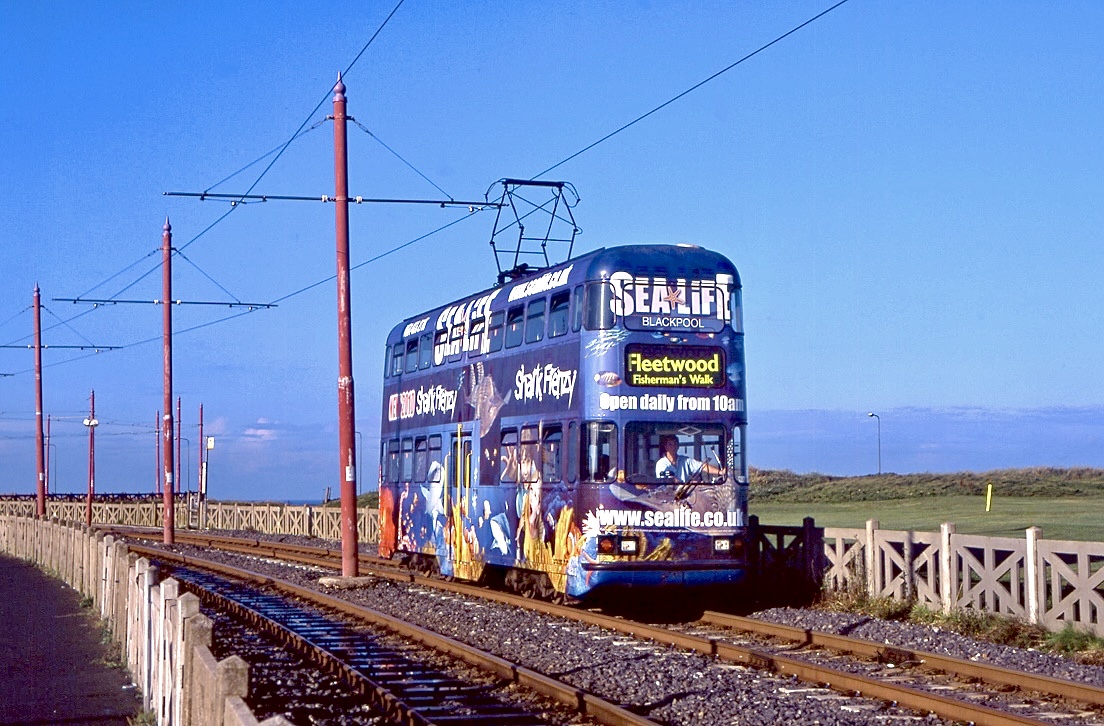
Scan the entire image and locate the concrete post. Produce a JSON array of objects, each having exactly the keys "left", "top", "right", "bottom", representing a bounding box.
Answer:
[
  {"left": 940, "top": 522, "right": 956, "bottom": 614},
  {"left": 1026, "top": 526, "right": 1043, "bottom": 626},
  {"left": 159, "top": 578, "right": 180, "bottom": 724},
  {"left": 182, "top": 608, "right": 213, "bottom": 726},
  {"left": 215, "top": 655, "right": 250, "bottom": 726},
  {"left": 865, "top": 519, "right": 879, "bottom": 598}
]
